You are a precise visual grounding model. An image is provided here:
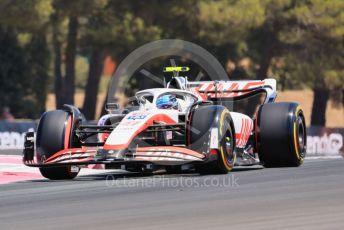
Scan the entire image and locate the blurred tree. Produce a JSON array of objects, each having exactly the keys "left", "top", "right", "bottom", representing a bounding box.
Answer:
[
  {"left": 80, "top": 0, "right": 161, "bottom": 119},
  {"left": 140, "top": 0, "right": 266, "bottom": 80},
  {"left": 50, "top": 0, "right": 108, "bottom": 106},
  {"left": 0, "top": 0, "right": 52, "bottom": 118},
  {"left": 196, "top": 0, "right": 266, "bottom": 79},
  {"left": 279, "top": 0, "right": 344, "bottom": 126},
  {"left": 25, "top": 32, "right": 51, "bottom": 117},
  {"left": 0, "top": 0, "right": 52, "bottom": 31},
  {"left": 197, "top": 0, "right": 265, "bottom": 45},
  {"left": 63, "top": 15, "right": 78, "bottom": 105},
  {"left": 0, "top": 0, "right": 342, "bottom": 125},
  {"left": 237, "top": 0, "right": 344, "bottom": 125},
  {"left": 0, "top": 28, "right": 28, "bottom": 117},
  {"left": 244, "top": 0, "right": 298, "bottom": 81},
  {"left": 50, "top": 10, "right": 64, "bottom": 108}
]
